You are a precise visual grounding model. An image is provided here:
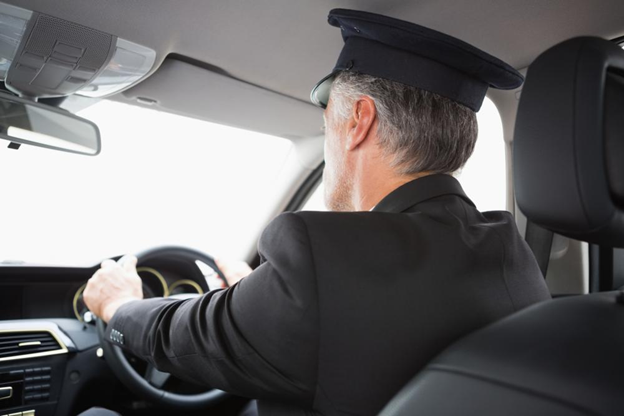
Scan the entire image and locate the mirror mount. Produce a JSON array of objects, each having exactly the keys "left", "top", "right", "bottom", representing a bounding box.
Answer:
[{"left": 17, "top": 94, "right": 38, "bottom": 103}]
